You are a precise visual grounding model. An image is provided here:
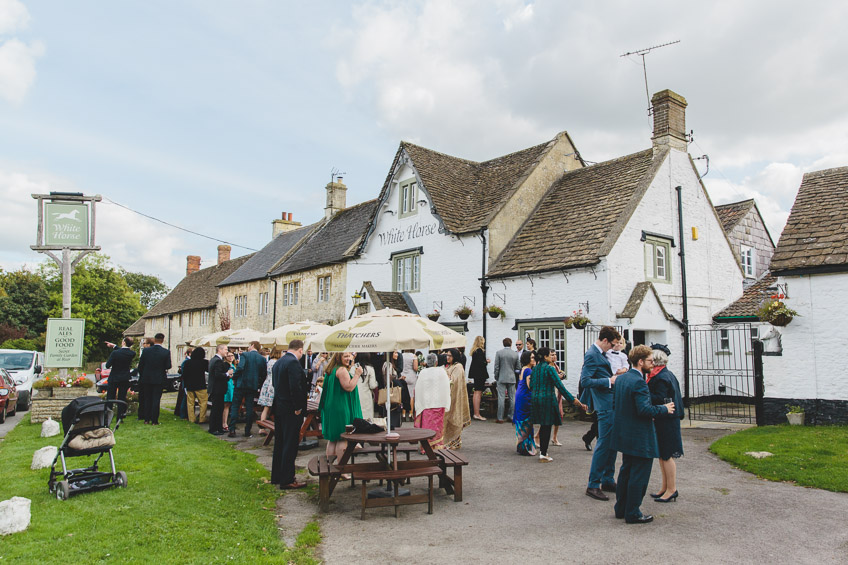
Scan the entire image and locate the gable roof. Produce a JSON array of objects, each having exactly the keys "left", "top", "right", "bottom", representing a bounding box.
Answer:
[
  {"left": 616, "top": 281, "right": 681, "bottom": 325},
  {"left": 714, "top": 273, "right": 776, "bottom": 321},
  {"left": 270, "top": 199, "right": 379, "bottom": 277},
  {"left": 123, "top": 316, "right": 146, "bottom": 337},
  {"left": 770, "top": 166, "right": 848, "bottom": 274},
  {"left": 143, "top": 254, "right": 253, "bottom": 318},
  {"left": 715, "top": 199, "right": 755, "bottom": 232},
  {"left": 362, "top": 281, "right": 418, "bottom": 314},
  {"left": 488, "top": 148, "right": 659, "bottom": 277},
  {"left": 377, "top": 135, "right": 567, "bottom": 235},
  {"left": 218, "top": 224, "right": 316, "bottom": 287}
]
